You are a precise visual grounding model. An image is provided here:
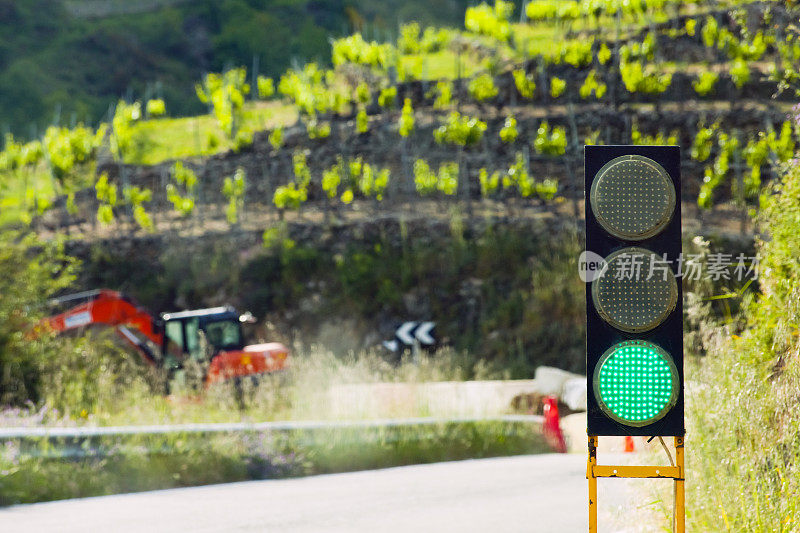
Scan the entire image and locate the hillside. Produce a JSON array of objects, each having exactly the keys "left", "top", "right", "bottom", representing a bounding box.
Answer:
[{"left": 0, "top": 0, "right": 474, "bottom": 136}]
